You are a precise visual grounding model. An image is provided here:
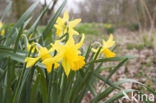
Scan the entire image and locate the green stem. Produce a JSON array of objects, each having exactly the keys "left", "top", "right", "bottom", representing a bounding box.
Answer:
[
  {"left": 12, "top": 64, "right": 26, "bottom": 103},
  {"left": 47, "top": 51, "right": 57, "bottom": 103}
]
